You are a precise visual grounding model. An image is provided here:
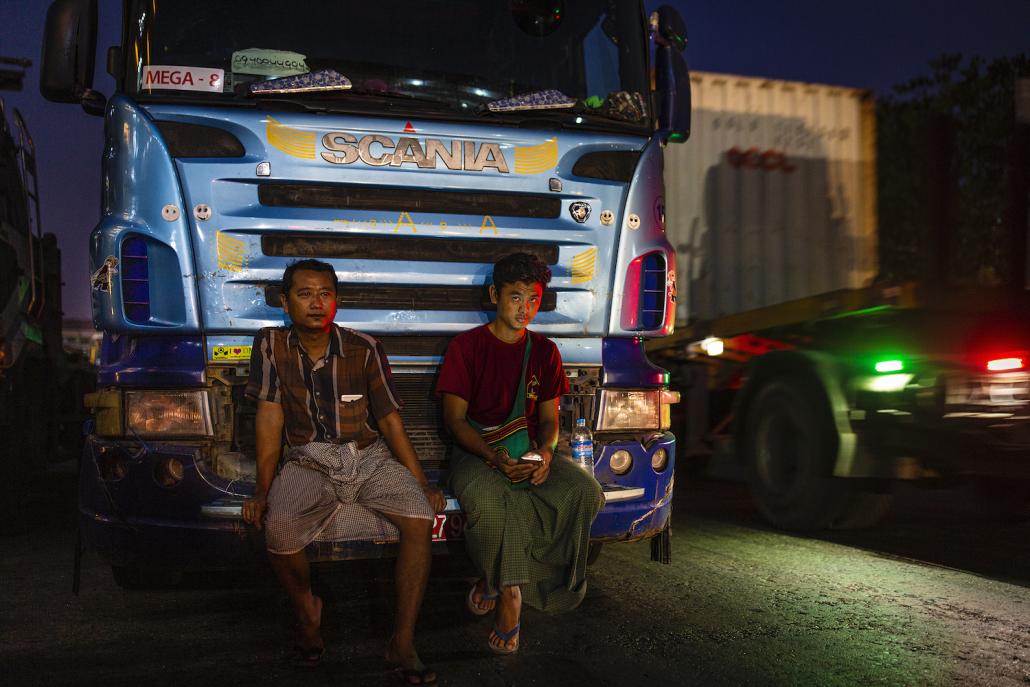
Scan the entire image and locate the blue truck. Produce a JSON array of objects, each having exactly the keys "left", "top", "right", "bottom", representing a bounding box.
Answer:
[{"left": 41, "top": 0, "right": 690, "bottom": 585}]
